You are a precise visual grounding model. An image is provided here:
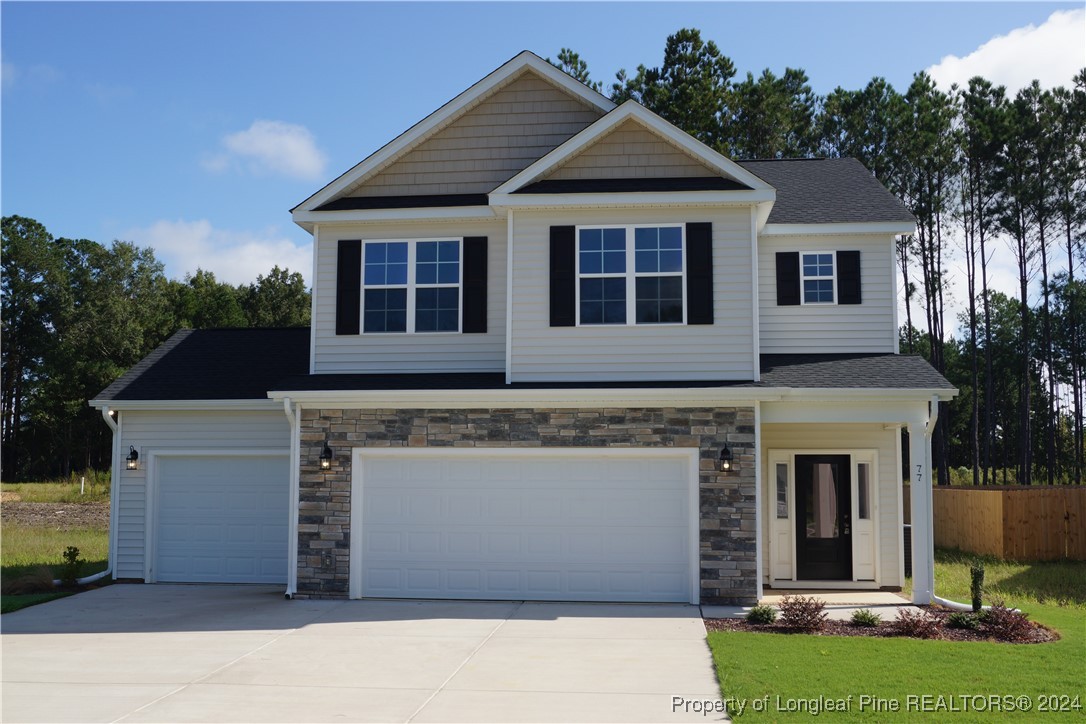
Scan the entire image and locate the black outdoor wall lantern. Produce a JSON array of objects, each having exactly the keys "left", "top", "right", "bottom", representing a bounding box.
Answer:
[
  {"left": 319, "top": 443, "right": 333, "bottom": 471},
  {"left": 719, "top": 445, "right": 734, "bottom": 472},
  {"left": 125, "top": 446, "right": 139, "bottom": 470}
]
